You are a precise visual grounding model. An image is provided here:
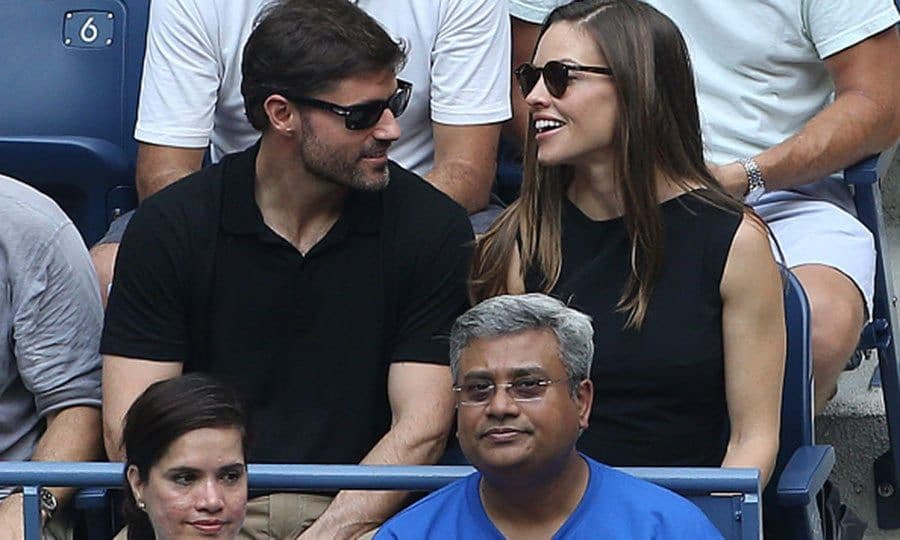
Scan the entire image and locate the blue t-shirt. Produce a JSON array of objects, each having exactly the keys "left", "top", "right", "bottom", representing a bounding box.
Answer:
[{"left": 376, "top": 456, "right": 723, "bottom": 539}]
